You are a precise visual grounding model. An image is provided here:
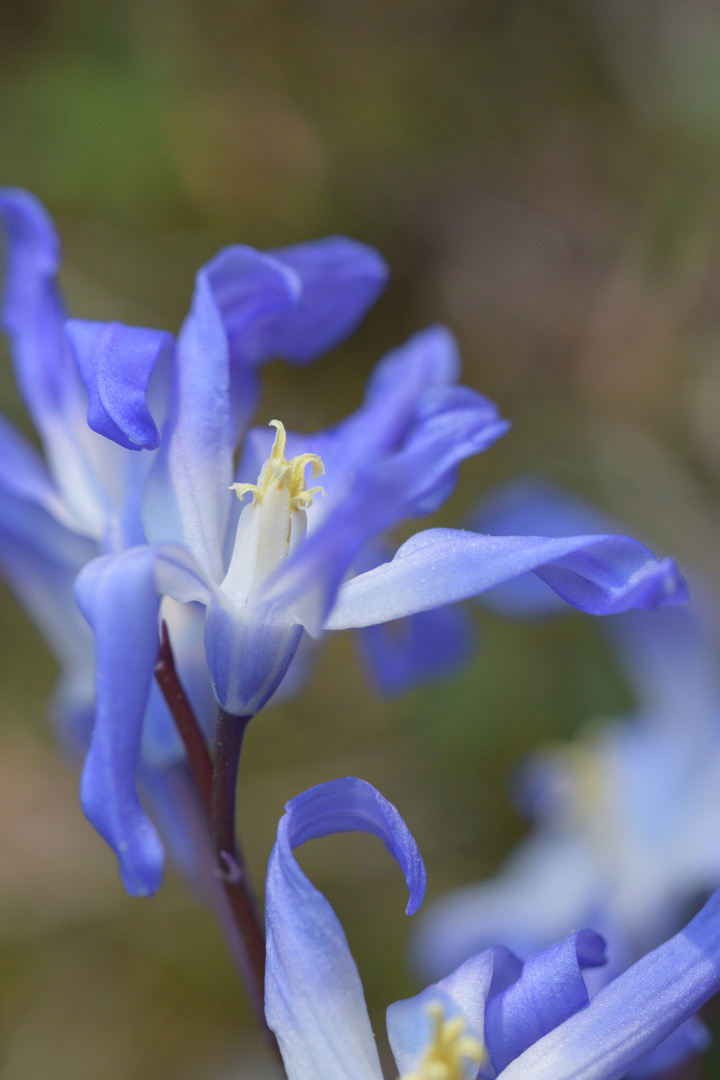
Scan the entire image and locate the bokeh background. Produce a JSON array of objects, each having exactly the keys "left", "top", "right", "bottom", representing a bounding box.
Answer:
[{"left": 2, "top": 2, "right": 720, "bottom": 1077}]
